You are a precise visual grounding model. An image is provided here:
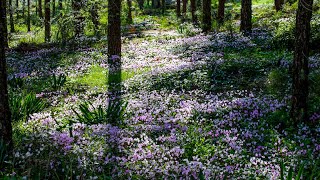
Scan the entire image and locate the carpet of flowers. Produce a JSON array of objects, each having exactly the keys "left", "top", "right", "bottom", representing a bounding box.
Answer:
[{"left": 5, "top": 28, "right": 320, "bottom": 179}]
